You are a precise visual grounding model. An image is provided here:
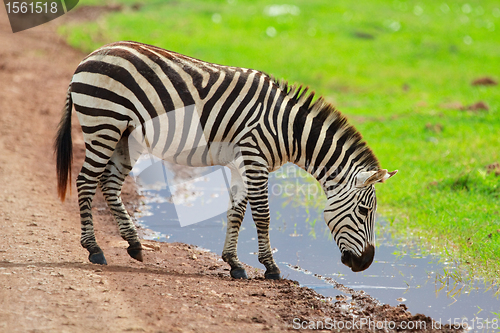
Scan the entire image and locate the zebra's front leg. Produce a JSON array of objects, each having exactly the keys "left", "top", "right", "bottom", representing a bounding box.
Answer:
[
  {"left": 248, "top": 169, "right": 280, "bottom": 280},
  {"left": 222, "top": 168, "right": 248, "bottom": 279}
]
